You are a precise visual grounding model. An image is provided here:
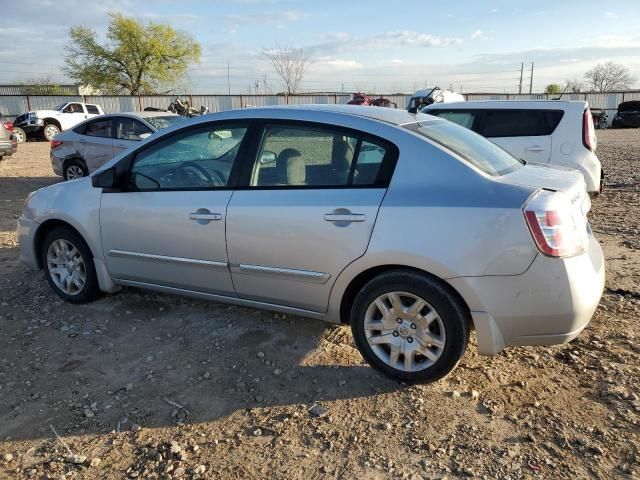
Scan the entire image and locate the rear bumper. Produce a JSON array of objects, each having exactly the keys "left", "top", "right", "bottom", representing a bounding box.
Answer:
[
  {"left": 448, "top": 233, "right": 605, "bottom": 355},
  {"left": 50, "top": 151, "right": 63, "bottom": 176},
  {"left": 0, "top": 140, "right": 13, "bottom": 157}
]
